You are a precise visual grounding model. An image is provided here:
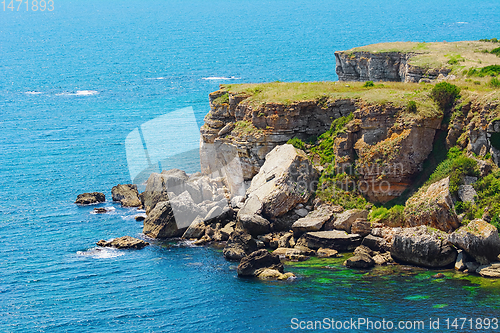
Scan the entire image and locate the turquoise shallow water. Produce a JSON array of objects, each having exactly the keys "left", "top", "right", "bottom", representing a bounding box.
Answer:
[{"left": 1, "top": 0, "right": 500, "bottom": 332}]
